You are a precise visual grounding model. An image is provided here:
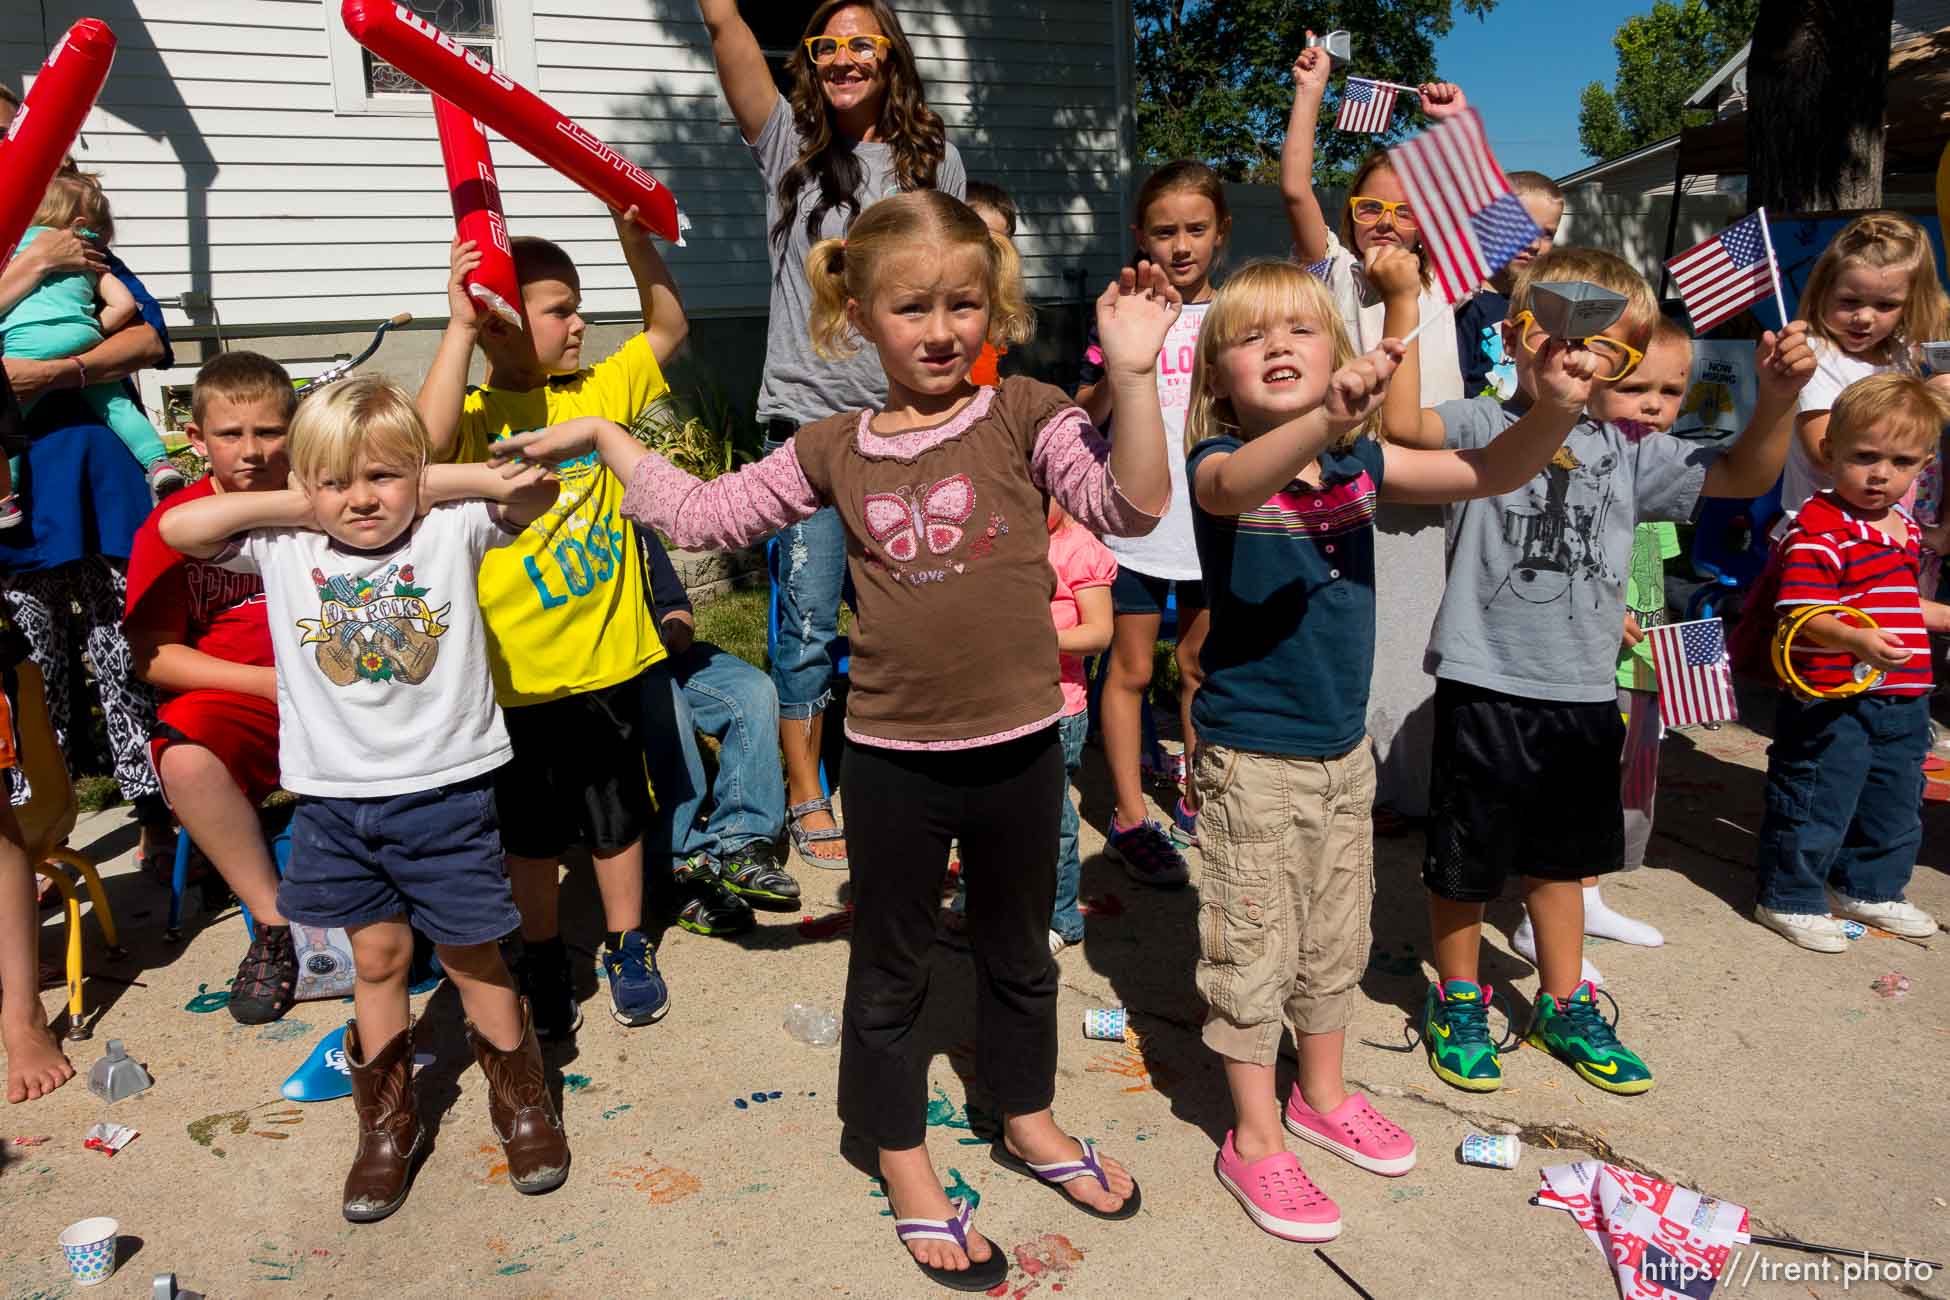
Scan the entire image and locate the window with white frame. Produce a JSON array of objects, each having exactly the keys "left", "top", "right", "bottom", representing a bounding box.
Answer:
[{"left": 325, "top": 0, "right": 537, "bottom": 115}]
